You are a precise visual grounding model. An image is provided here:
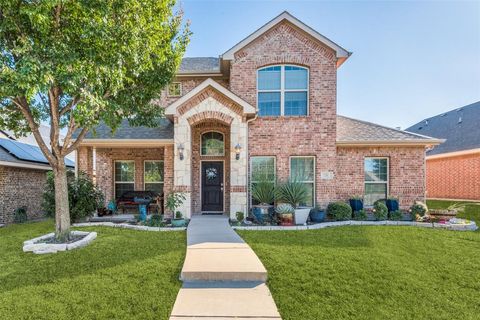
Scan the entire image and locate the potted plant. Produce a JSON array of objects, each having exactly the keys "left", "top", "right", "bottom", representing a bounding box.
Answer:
[
  {"left": 309, "top": 206, "right": 326, "bottom": 223},
  {"left": 349, "top": 196, "right": 363, "bottom": 213},
  {"left": 275, "top": 203, "right": 294, "bottom": 226},
  {"left": 410, "top": 201, "right": 428, "bottom": 221},
  {"left": 275, "top": 179, "right": 310, "bottom": 225},
  {"left": 386, "top": 196, "right": 399, "bottom": 213},
  {"left": 166, "top": 192, "right": 186, "bottom": 226},
  {"left": 250, "top": 179, "right": 275, "bottom": 223}
]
